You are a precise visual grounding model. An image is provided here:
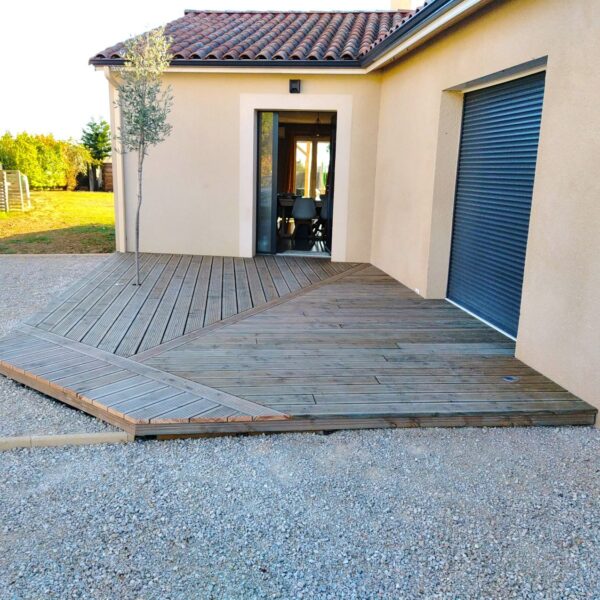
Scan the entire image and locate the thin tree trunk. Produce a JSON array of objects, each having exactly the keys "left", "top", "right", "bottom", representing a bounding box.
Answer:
[
  {"left": 88, "top": 166, "right": 95, "bottom": 192},
  {"left": 135, "top": 149, "right": 144, "bottom": 285}
]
